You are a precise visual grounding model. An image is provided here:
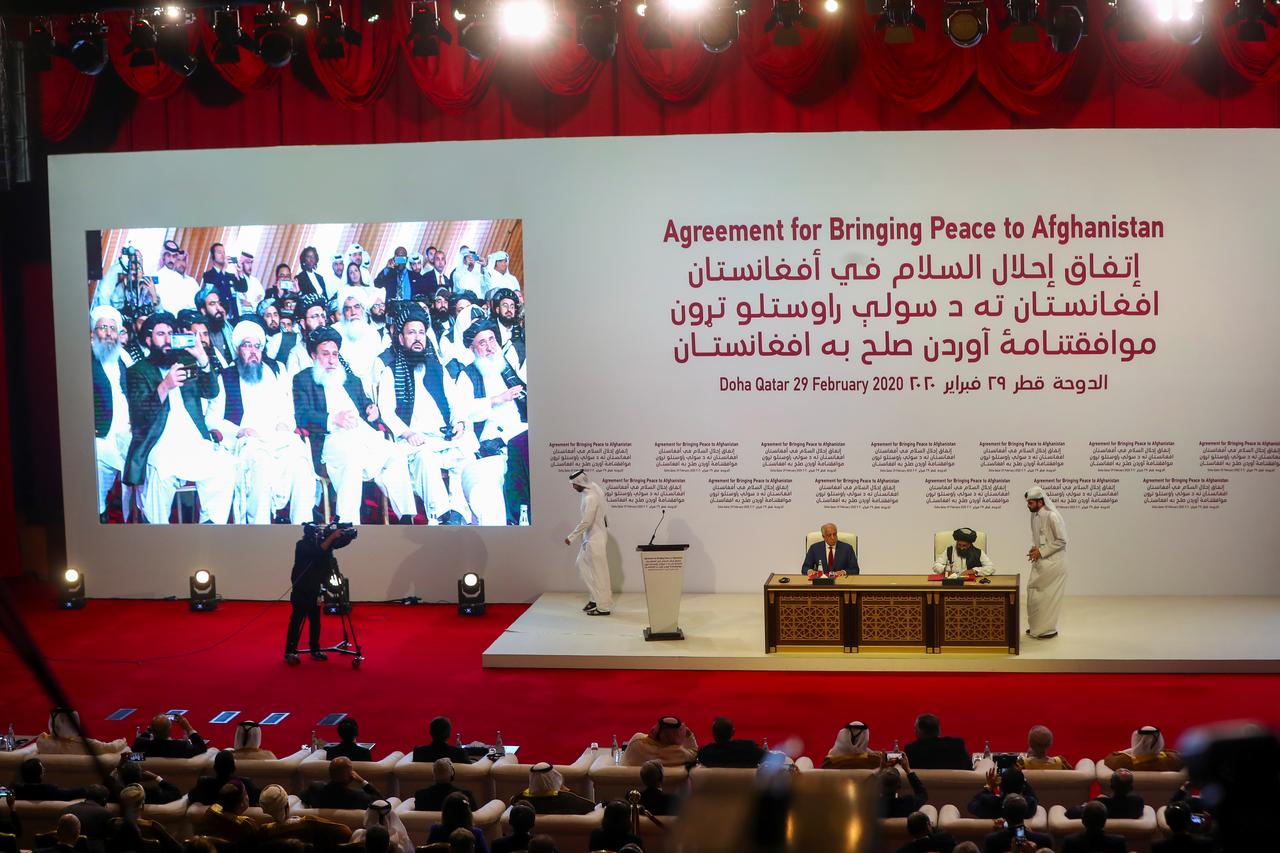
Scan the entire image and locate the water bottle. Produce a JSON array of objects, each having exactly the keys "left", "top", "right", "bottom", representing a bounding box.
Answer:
[
  {"left": 456, "top": 732, "right": 463, "bottom": 749},
  {"left": 610, "top": 735, "right": 621, "bottom": 765},
  {"left": 494, "top": 730, "right": 504, "bottom": 755},
  {"left": 311, "top": 730, "right": 321, "bottom": 752},
  {"left": 519, "top": 505, "right": 529, "bottom": 526},
  {"left": 3, "top": 723, "right": 13, "bottom": 751},
  {"left": 762, "top": 737, "right": 770, "bottom": 752},
  {"left": 892, "top": 738, "right": 900, "bottom": 752},
  {"left": 135, "top": 725, "right": 142, "bottom": 743},
  {"left": 983, "top": 739, "right": 992, "bottom": 760}
]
